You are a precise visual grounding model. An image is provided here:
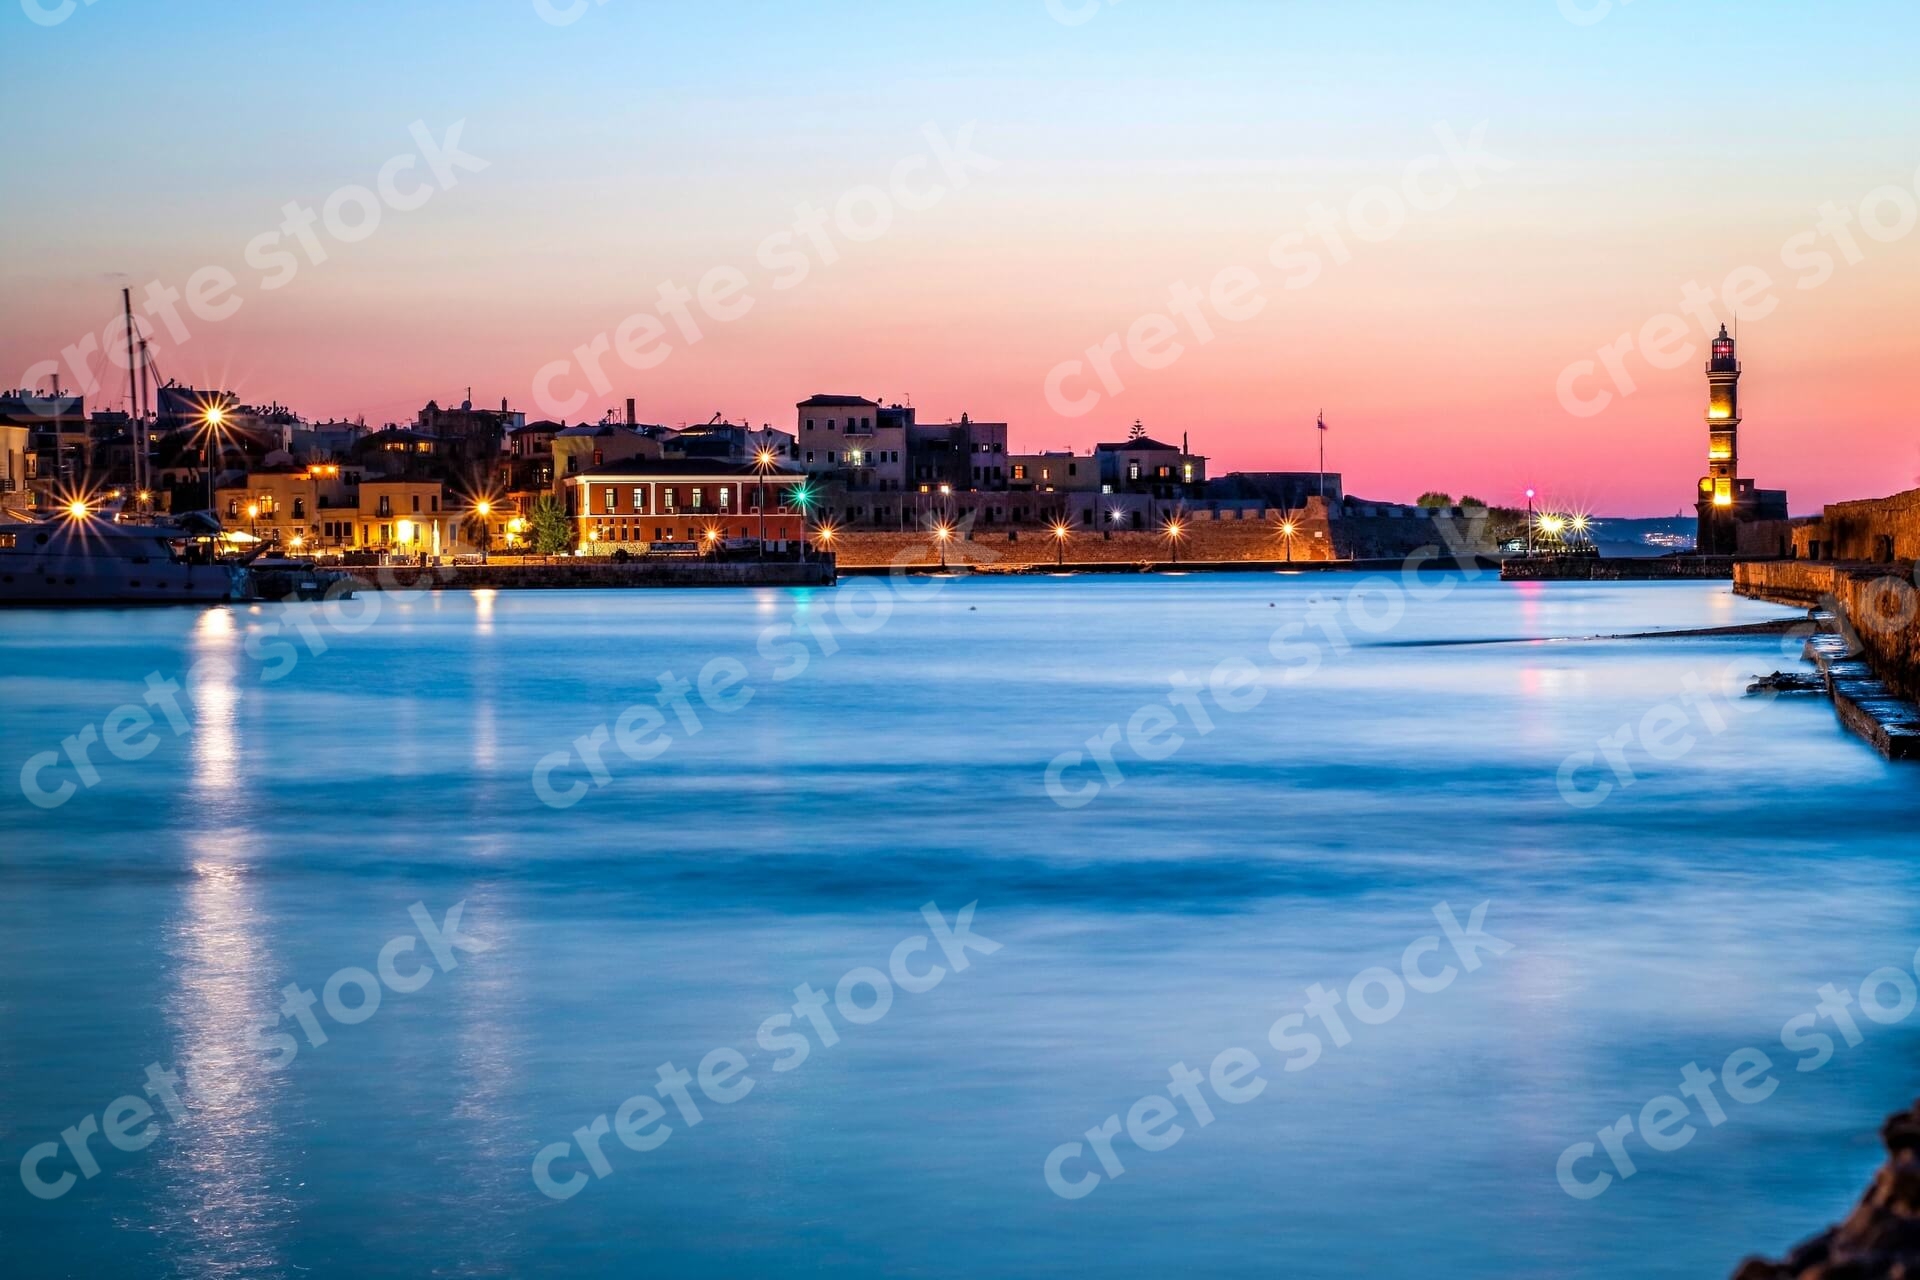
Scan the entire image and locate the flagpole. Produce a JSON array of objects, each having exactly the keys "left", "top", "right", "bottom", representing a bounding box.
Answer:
[{"left": 1317, "top": 410, "right": 1325, "bottom": 499}]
